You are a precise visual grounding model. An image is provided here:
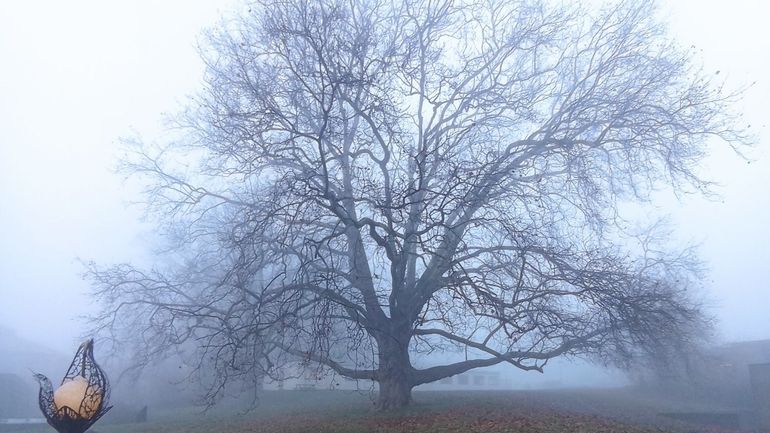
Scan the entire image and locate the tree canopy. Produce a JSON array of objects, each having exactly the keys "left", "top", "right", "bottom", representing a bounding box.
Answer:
[{"left": 87, "top": 0, "right": 743, "bottom": 409}]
